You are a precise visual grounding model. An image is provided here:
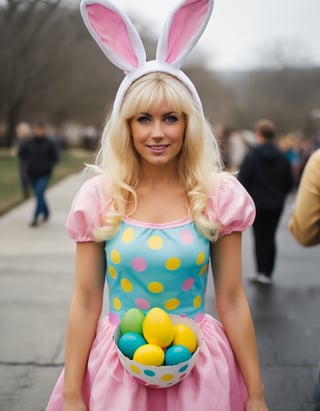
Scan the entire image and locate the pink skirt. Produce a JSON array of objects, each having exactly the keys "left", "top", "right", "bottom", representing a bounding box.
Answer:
[{"left": 46, "top": 314, "right": 247, "bottom": 411}]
